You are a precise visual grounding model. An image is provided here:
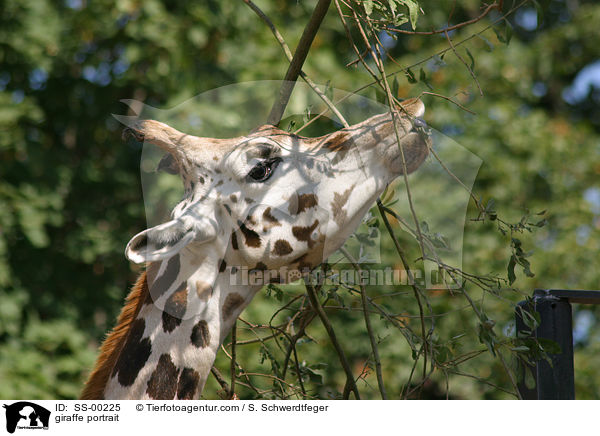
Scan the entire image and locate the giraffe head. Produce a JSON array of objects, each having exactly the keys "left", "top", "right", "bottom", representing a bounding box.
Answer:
[
  {"left": 82, "top": 98, "right": 431, "bottom": 400},
  {"left": 123, "top": 99, "right": 429, "bottom": 288}
]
